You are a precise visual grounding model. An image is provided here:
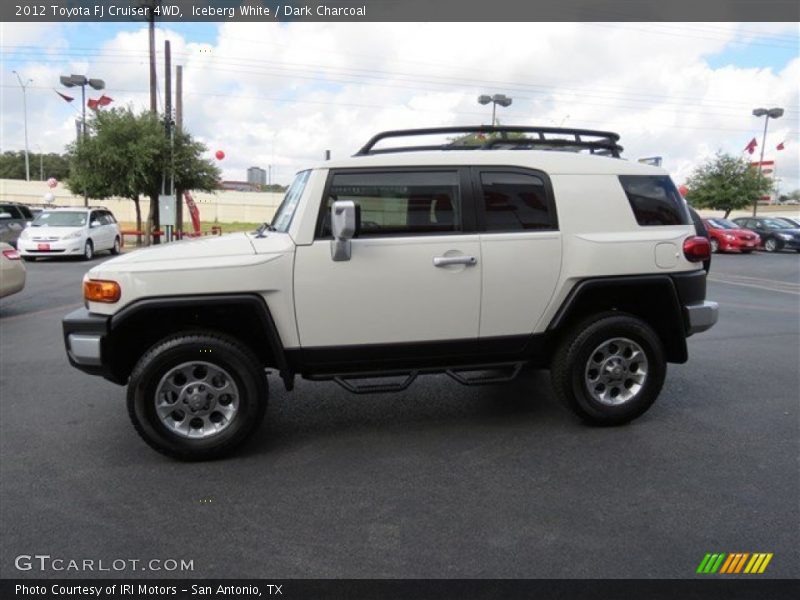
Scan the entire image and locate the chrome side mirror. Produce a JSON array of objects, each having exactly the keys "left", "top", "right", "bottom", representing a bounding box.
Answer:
[{"left": 330, "top": 200, "right": 356, "bottom": 261}]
